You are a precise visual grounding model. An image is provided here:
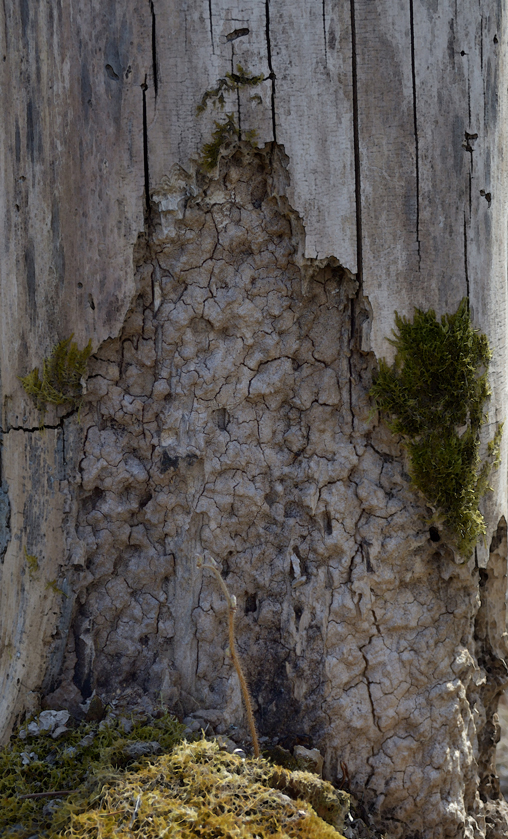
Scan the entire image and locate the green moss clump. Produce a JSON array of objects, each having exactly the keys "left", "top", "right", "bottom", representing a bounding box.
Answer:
[
  {"left": 196, "top": 65, "right": 264, "bottom": 116},
  {"left": 370, "top": 299, "right": 503, "bottom": 556},
  {"left": 0, "top": 716, "right": 348, "bottom": 839},
  {"left": 20, "top": 335, "right": 92, "bottom": 417},
  {"left": 197, "top": 64, "right": 264, "bottom": 171},
  {"left": 200, "top": 113, "right": 242, "bottom": 171},
  {"left": 24, "top": 546, "right": 39, "bottom": 578}
]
